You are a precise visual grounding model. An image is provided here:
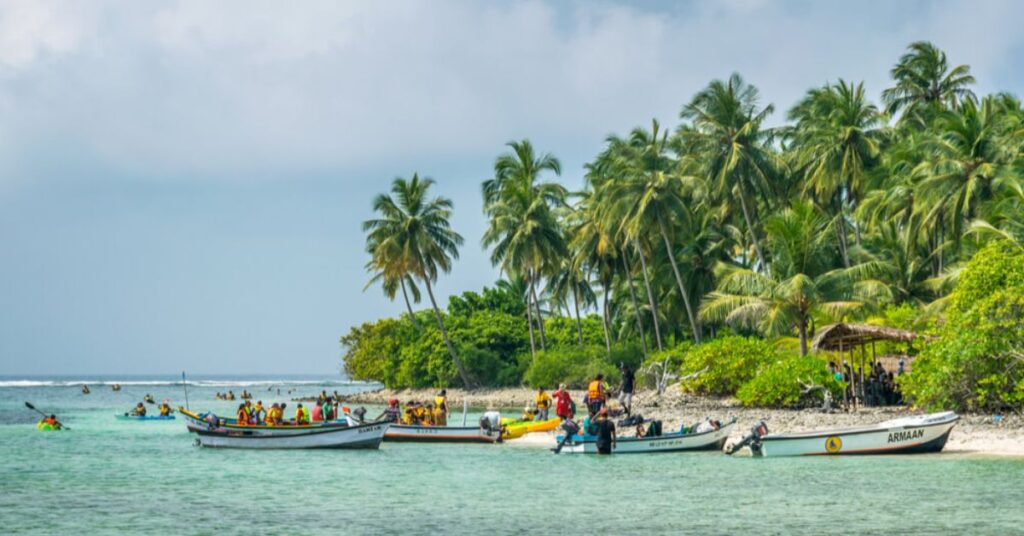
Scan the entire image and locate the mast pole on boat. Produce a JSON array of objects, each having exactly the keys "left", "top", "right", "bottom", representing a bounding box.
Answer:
[
  {"left": 462, "top": 399, "right": 468, "bottom": 427},
  {"left": 182, "top": 371, "right": 190, "bottom": 411}
]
